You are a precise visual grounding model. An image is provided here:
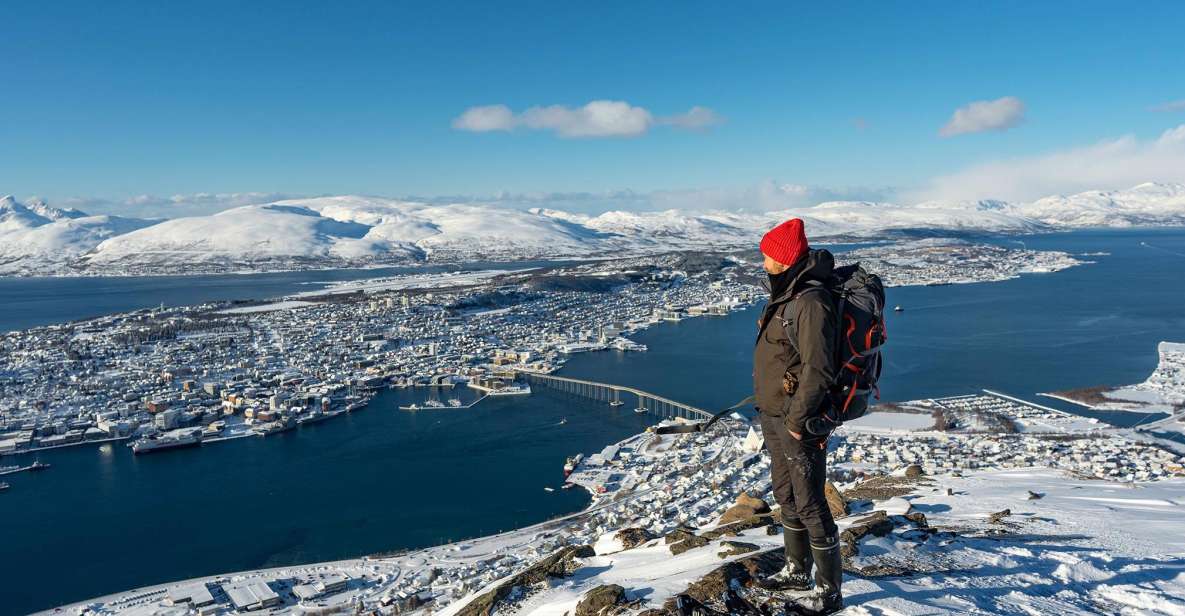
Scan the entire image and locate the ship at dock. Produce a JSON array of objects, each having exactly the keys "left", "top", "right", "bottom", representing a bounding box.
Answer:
[
  {"left": 255, "top": 418, "right": 297, "bottom": 436},
  {"left": 563, "top": 453, "right": 583, "bottom": 478},
  {"left": 131, "top": 429, "right": 203, "bottom": 454},
  {"left": 485, "top": 383, "right": 531, "bottom": 396},
  {"left": 0, "top": 460, "right": 47, "bottom": 476}
]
